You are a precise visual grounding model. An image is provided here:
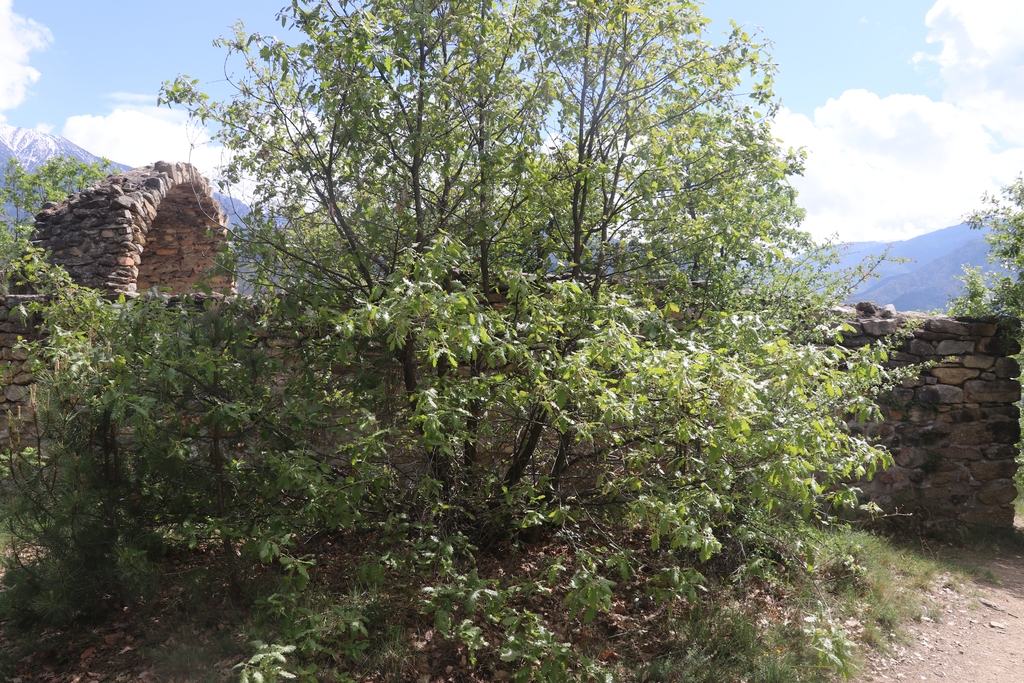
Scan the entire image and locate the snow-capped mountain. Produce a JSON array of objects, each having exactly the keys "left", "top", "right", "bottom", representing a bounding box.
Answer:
[
  {"left": 1, "top": 121, "right": 244, "bottom": 214},
  {"left": 0, "top": 123, "right": 130, "bottom": 172},
  {"left": 1, "top": 122, "right": 247, "bottom": 228}
]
